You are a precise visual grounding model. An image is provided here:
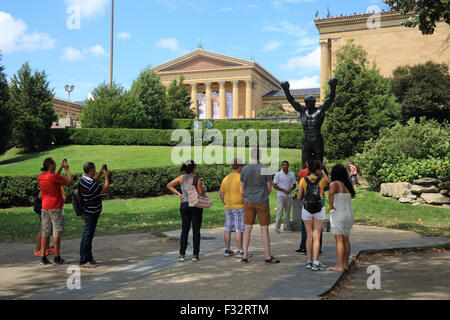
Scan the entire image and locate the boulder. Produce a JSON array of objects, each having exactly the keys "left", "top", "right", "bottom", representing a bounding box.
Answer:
[
  {"left": 380, "top": 183, "right": 412, "bottom": 199},
  {"left": 443, "top": 204, "right": 450, "bottom": 209},
  {"left": 438, "top": 176, "right": 449, "bottom": 182},
  {"left": 438, "top": 181, "right": 450, "bottom": 190},
  {"left": 412, "top": 177, "right": 441, "bottom": 186},
  {"left": 399, "top": 197, "right": 412, "bottom": 204},
  {"left": 407, "top": 194, "right": 417, "bottom": 200},
  {"left": 411, "top": 185, "right": 440, "bottom": 195},
  {"left": 420, "top": 193, "right": 450, "bottom": 205},
  {"left": 440, "top": 190, "right": 449, "bottom": 196}
]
